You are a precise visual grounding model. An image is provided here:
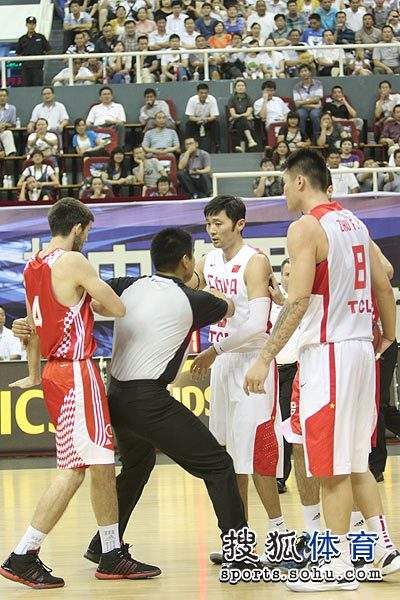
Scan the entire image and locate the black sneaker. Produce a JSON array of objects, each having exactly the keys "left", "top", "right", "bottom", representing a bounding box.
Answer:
[
  {"left": 0, "top": 550, "right": 65, "bottom": 589},
  {"left": 84, "top": 533, "right": 102, "bottom": 564},
  {"left": 209, "top": 551, "right": 223, "bottom": 565},
  {"left": 95, "top": 544, "right": 161, "bottom": 580}
]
